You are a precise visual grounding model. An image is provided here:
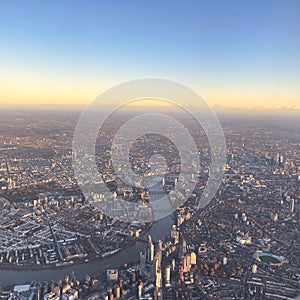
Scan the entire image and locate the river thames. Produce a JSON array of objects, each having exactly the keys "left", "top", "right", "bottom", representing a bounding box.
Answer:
[{"left": 0, "top": 213, "right": 175, "bottom": 286}]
